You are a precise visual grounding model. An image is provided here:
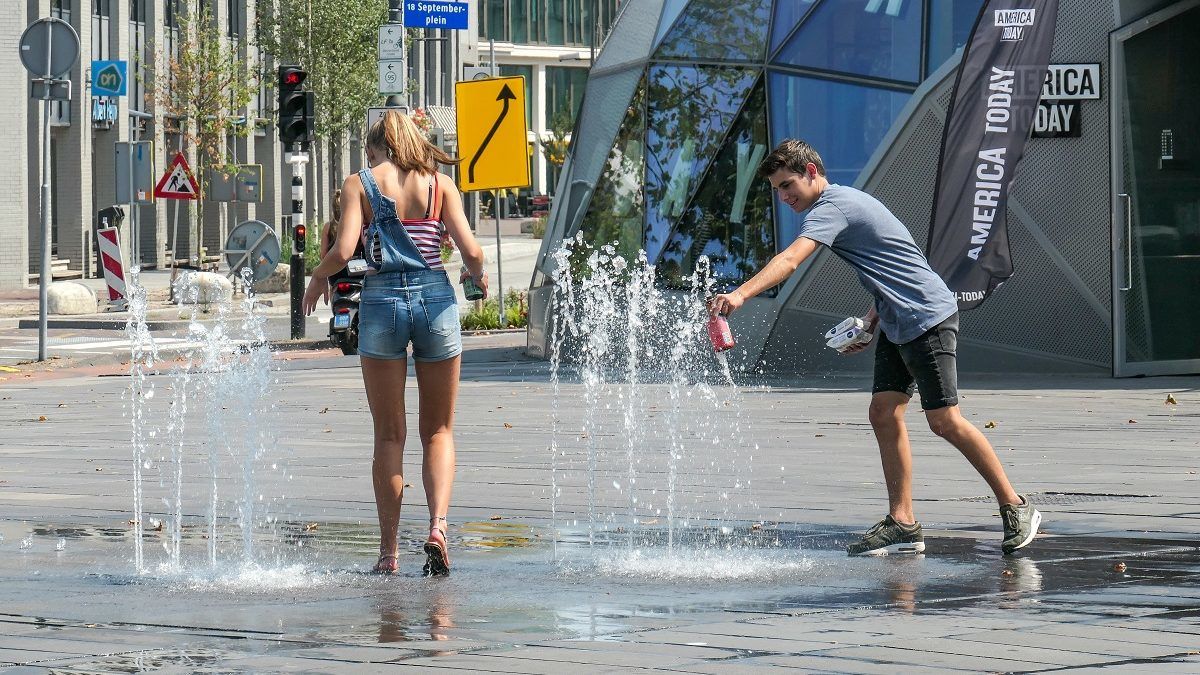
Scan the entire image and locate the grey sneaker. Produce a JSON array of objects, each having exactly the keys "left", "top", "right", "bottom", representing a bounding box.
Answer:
[
  {"left": 1001, "top": 495, "right": 1042, "bottom": 554},
  {"left": 847, "top": 515, "right": 925, "bottom": 556}
]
